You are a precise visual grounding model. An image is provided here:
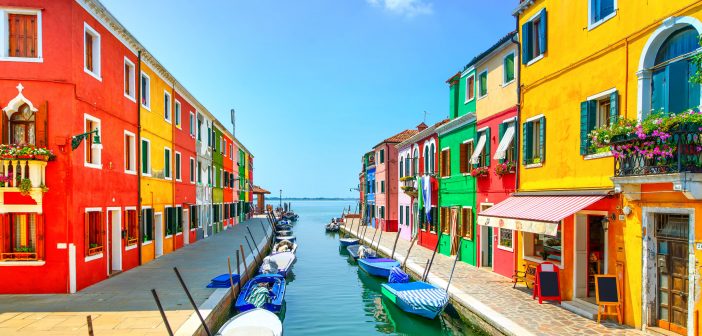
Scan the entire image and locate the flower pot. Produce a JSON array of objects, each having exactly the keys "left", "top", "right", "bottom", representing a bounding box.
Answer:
[
  {"left": 34, "top": 155, "right": 49, "bottom": 161},
  {"left": 17, "top": 154, "right": 34, "bottom": 159},
  {"left": 0, "top": 155, "right": 13, "bottom": 160}
]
